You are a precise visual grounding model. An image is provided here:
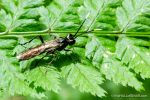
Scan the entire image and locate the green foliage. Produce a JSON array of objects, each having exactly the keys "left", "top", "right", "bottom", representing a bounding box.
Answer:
[
  {"left": 78, "top": 0, "right": 119, "bottom": 31},
  {"left": 0, "top": 38, "right": 42, "bottom": 98},
  {"left": 85, "top": 35, "right": 115, "bottom": 67},
  {"left": 26, "top": 66, "right": 61, "bottom": 93},
  {"left": 101, "top": 57, "right": 144, "bottom": 91},
  {"left": 115, "top": 36, "right": 150, "bottom": 79},
  {"left": 85, "top": 35, "right": 144, "bottom": 91},
  {"left": 116, "top": 0, "right": 150, "bottom": 32},
  {"left": 0, "top": 0, "right": 45, "bottom": 33},
  {"left": 0, "top": 0, "right": 150, "bottom": 99},
  {"left": 61, "top": 63, "right": 106, "bottom": 97}
]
